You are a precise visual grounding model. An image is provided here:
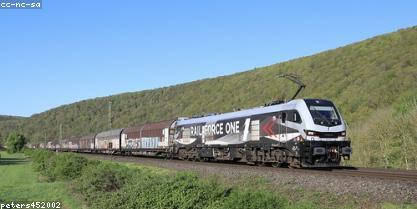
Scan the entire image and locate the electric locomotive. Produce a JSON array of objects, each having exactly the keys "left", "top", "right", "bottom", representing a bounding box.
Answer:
[{"left": 173, "top": 98, "right": 352, "bottom": 167}]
